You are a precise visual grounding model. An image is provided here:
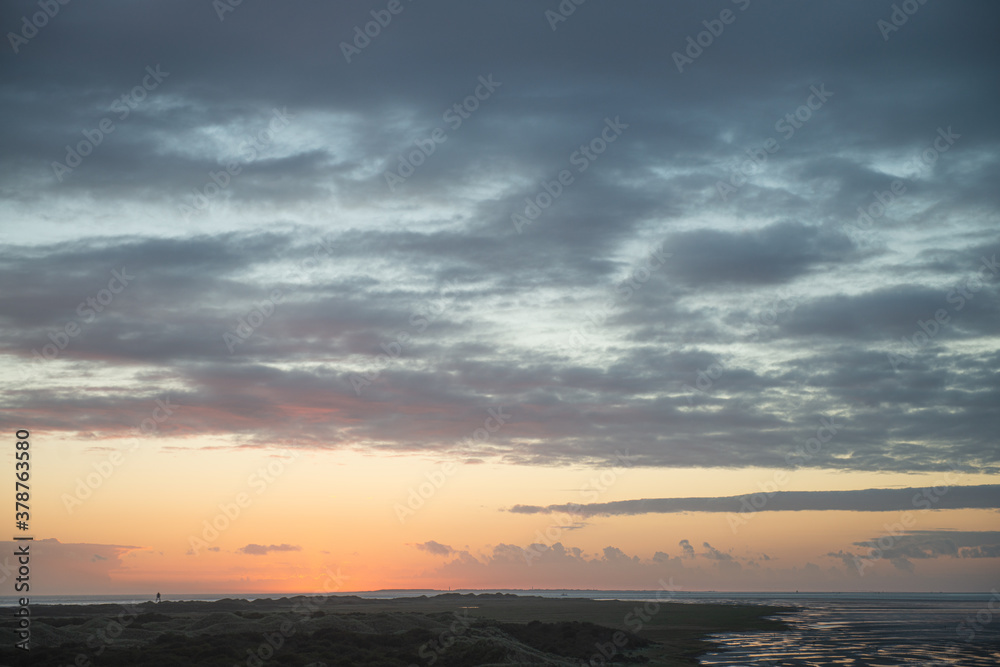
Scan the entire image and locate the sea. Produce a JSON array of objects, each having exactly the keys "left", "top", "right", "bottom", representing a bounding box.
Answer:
[{"left": 3, "top": 590, "right": 998, "bottom": 665}]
